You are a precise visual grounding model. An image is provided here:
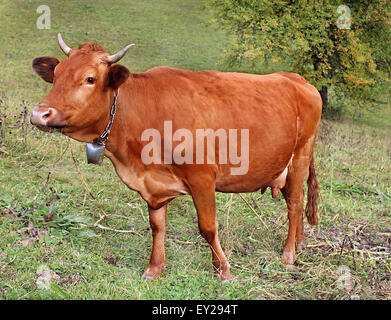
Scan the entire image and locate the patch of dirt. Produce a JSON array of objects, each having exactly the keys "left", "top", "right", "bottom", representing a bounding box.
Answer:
[
  {"left": 105, "top": 253, "right": 119, "bottom": 265},
  {"left": 307, "top": 220, "right": 391, "bottom": 258},
  {"left": 306, "top": 219, "right": 391, "bottom": 298},
  {"left": 60, "top": 274, "right": 83, "bottom": 286},
  {"left": 16, "top": 221, "right": 50, "bottom": 247}
]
